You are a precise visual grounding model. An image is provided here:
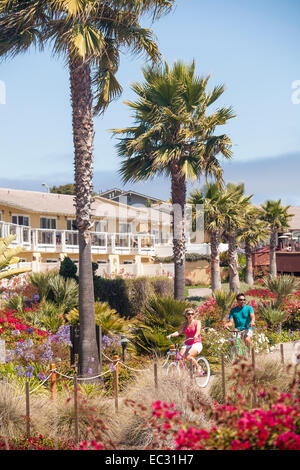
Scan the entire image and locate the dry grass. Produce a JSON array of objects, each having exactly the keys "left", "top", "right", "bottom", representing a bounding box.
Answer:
[
  {"left": 2, "top": 353, "right": 296, "bottom": 449},
  {"left": 114, "top": 362, "right": 213, "bottom": 448},
  {"left": 0, "top": 379, "right": 116, "bottom": 445},
  {"left": 0, "top": 380, "right": 27, "bottom": 439},
  {"left": 210, "top": 356, "right": 295, "bottom": 404}
]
